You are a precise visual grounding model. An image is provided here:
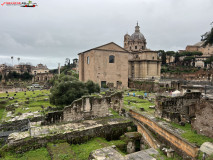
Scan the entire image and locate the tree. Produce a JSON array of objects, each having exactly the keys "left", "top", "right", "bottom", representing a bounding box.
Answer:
[
  {"left": 49, "top": 74, "right": 100, "bottom": 106},
  {"left": 85, "top": 80, "right": 100, "bottom": 94},
  {"left": 183, "top": 56, "right": 195, "bottom": 66},
  {"left": 50, "top": 80, "right": 88, "bottom": 106},
  {"left": 174, "top": 53, "right": 179, "bottom": 63},
  {"left": 203, "top": 27, "right": 213, "bottom": 46},
  {"left": 178, "top": 51, "right": 203, "bottom": 57},
  {"left": 158, "top": 50, "right": 166, "bottom": 65},
  {"left": 166, "top": 51, "right": 176, "bottom": 56}
]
